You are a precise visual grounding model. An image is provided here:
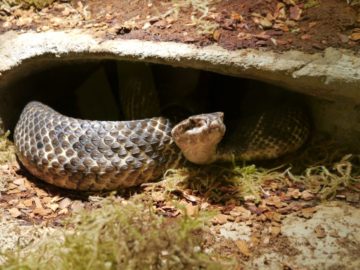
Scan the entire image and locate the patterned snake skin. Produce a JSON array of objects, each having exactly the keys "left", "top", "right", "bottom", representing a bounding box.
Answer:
[{"left": 14, "top": 101, "right": 310, "bottom": 191}]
